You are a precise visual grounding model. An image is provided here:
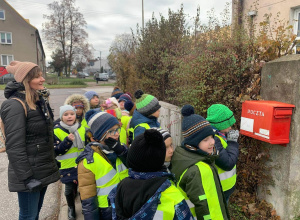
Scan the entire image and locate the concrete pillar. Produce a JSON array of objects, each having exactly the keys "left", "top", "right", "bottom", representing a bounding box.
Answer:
[{"left": 259, "top": 54, "right": 300, "bottom": 219}]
